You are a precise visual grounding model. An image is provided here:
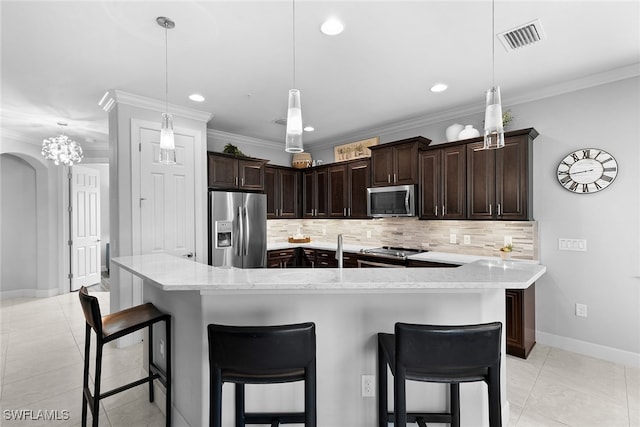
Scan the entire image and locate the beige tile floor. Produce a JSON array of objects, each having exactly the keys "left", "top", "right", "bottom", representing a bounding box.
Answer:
[{"left": 1, "top": 290, "right": 638, "bottom": 426}]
